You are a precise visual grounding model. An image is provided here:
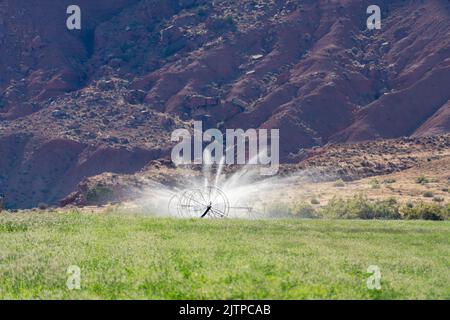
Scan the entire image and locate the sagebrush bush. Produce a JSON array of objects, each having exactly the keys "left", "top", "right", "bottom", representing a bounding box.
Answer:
[
  {"left": 320, "top": 195, "right": 401, "bottom": 220},
  {"left": 416, "top": 176, "right": 429, "bottom": 184},
  {"left": 370, "top": 179, "right": 380, "bottom": 189},
  {"left": 333, "top": 179, "right": 345, "bottom": 187},
  {"left": 401, "top": 202, "right": 449, "bottom": 221},
  {"left": 86, "top": 184, "right": 114, "bottom": 204},
  {"left": 265, "top": 201, "right": 292, "bottom": 218},
  {"left": 265, "top": 201, "right": 319, "bottom": 219},
  {"left": 264, "top": 196, "right": 448, "bottom": 221},
  {"left": 423, "top": 191, "right": 434, "bottom": 198},
  {"left": 292, "top": 203, "right": 319, "bottom": 219}
]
